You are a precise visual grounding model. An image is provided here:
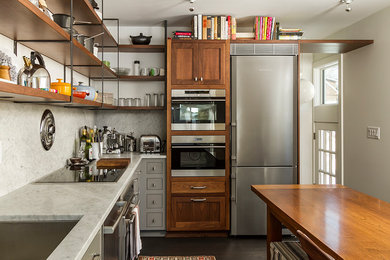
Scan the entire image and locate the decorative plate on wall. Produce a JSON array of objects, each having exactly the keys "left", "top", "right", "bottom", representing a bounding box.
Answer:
[{"left": 40, "top": 109, "right": 56, "bottom": 151}]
